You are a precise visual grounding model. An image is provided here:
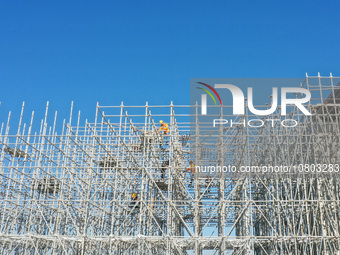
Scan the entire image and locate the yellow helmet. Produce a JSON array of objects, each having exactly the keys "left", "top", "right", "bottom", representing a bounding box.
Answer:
[
  {"left": 159, "top": 120, "right": 163, "bottom": 124},
  {"left": 132, "top": 193, "right": 137, "bottom": 198}
]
